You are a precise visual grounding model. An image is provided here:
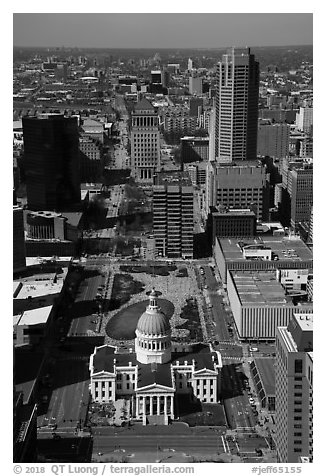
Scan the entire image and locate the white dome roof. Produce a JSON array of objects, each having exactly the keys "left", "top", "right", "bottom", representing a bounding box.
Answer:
[{"left": 136, "top": 289, "right": 171, "bottom": 336}]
